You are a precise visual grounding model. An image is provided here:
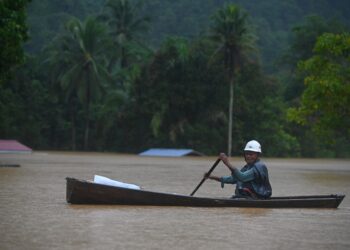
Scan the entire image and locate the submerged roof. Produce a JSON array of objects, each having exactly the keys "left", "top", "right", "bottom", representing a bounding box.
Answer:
[
  {"left": 0, "top": 140, "right": 32, "bottom": 153},
  {"left": 139, "top": 148, "right": 204, "bottom": 157}
]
